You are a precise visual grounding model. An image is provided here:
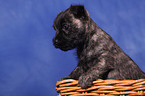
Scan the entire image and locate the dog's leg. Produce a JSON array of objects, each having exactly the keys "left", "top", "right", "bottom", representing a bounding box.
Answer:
[
  {"left": 78, "top": 58, "right": 113, "bottom": 88},
  {"left": 60, "top": 64, "right": 85, "bottom": 80}
]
